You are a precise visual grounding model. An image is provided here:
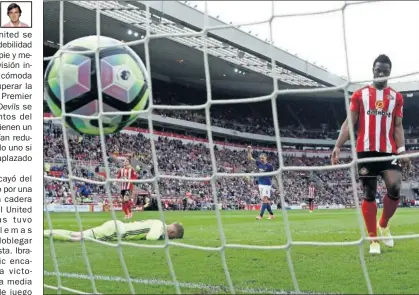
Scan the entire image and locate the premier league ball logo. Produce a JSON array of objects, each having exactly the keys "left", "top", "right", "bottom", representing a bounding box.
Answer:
[{"left": 119, "top": 69, "right": 131, "bottom": 81}]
